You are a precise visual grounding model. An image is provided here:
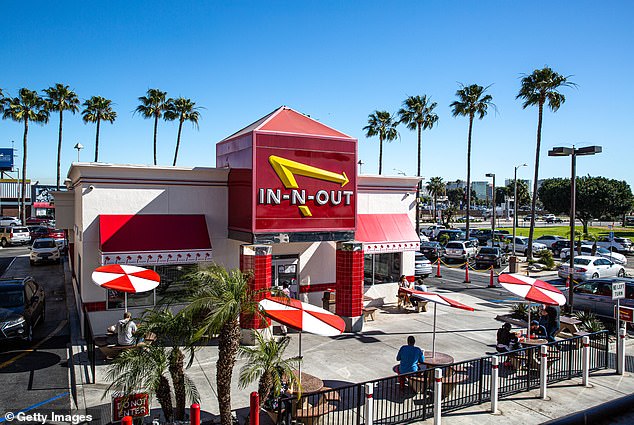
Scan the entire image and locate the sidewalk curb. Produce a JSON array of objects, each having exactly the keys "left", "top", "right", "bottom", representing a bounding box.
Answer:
[{"left": 541, "top": 392, "right": 634, "bottom": 424}]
